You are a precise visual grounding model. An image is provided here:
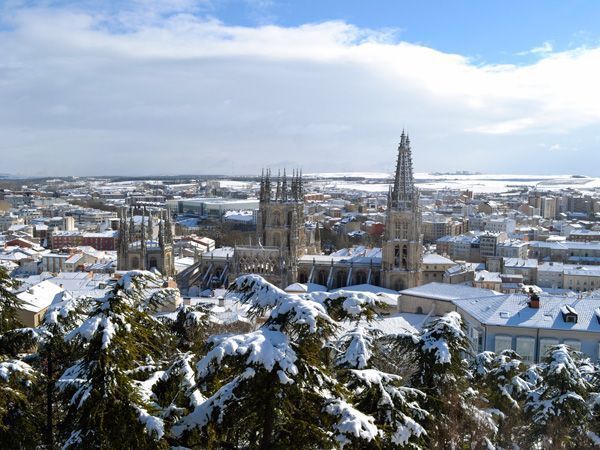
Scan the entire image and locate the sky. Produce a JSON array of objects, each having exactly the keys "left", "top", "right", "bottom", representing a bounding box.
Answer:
[{"left": 1, "top": 0, "right": 600, "bottom": 176}]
